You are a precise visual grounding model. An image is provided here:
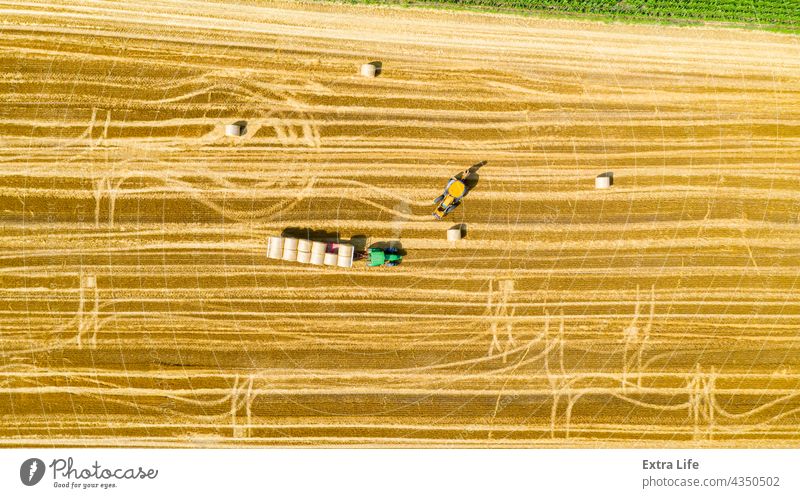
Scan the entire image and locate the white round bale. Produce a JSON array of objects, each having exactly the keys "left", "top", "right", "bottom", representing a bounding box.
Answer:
[
  {"left": 83, "top": 275, "right": 97, "bottom": 288},
  {"left": 296, "top": 250, "right": 311, "bottom": 264},
  {"left": 282, "top": 237, "right": 299, "bottom": 261},
  {"left": 310, "top": 241, "right": 327, "bottom": 265},
  {"left": 360, "top": 63, "right": 376, "bottom": 78},
  {"left": 323, "top": 252, "right": 337, "bottom": 266},
  {"left": 595, "top": 174, "right": 612, "bottom": 189},
  {"left": 447, "top": 227, "right": 462, "bottom": 242},
  {"left": 311, "top": 241, "right": 326, "bottom": 253},
  {"left": 225, "top": 123, "right": 245, "bottom": 137},
  {"left": 337, "top": 244, "right": 354, "bottom": 268},
  {"left": 267, "top": 236, "right": 284, "bottom": 259},
  {"left": 297, "top": 239, "right": 311, "bottom": 252},
  {"left": 296, "top": 239, "right": 312, "bottom": 264}
]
